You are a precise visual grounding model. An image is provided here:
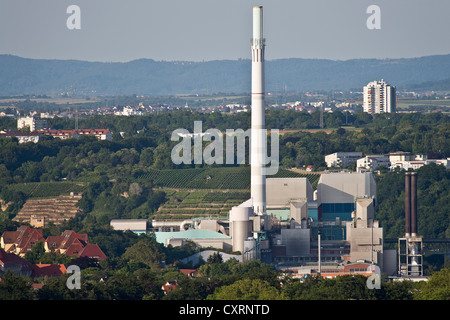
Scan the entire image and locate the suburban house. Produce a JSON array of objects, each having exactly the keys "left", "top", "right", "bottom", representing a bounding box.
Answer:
[{"left": 1, "top": 226, "right": 106, "bottom": 261}]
